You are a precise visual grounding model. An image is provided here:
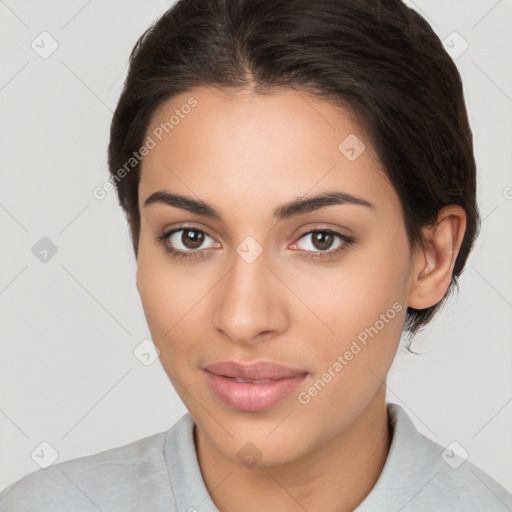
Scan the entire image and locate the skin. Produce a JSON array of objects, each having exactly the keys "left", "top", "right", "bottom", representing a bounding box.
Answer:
[{"left": 135, "top": 85, "right": 466, "bottom": 512}]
